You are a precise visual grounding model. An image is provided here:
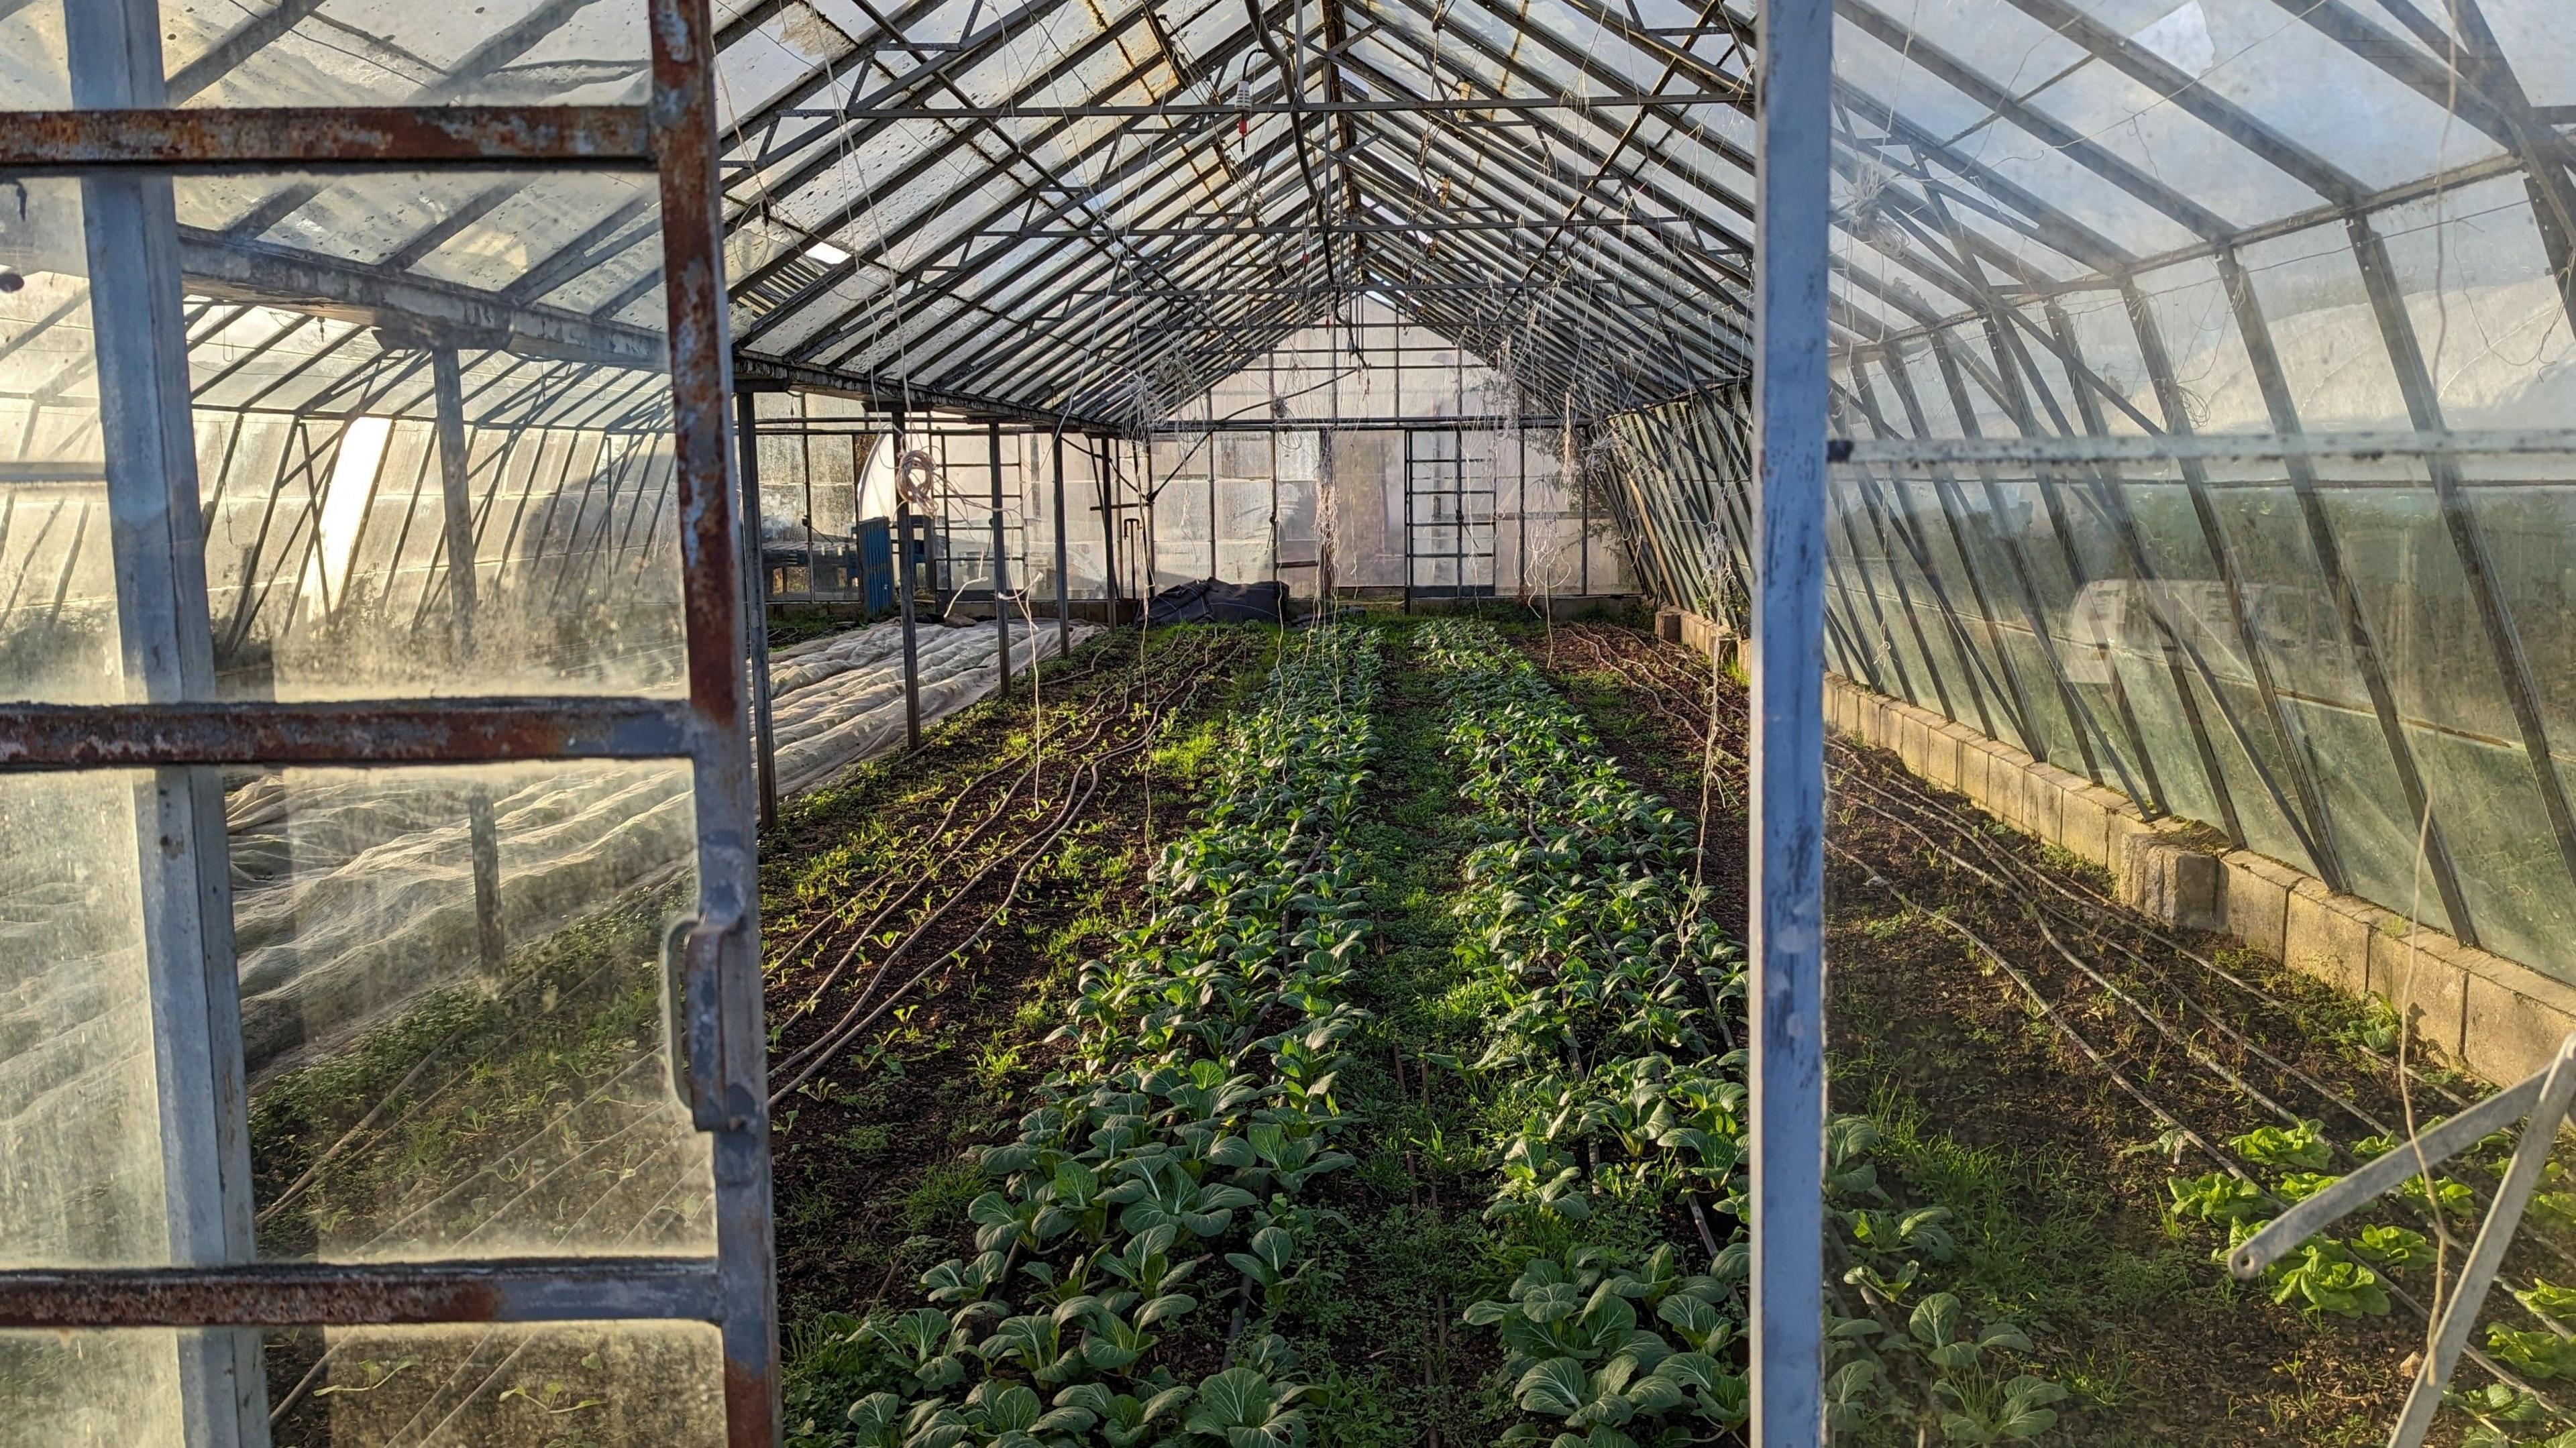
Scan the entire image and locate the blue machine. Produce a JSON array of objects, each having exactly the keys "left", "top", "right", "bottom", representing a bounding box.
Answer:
[{"left": 856, "top": 516, "right": 894, "bottom": 614}]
